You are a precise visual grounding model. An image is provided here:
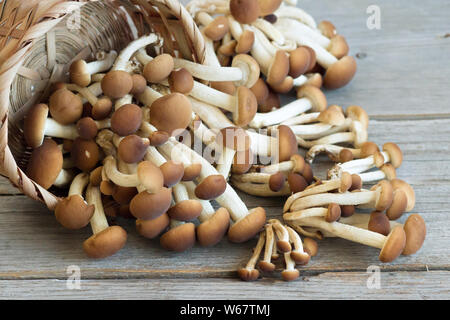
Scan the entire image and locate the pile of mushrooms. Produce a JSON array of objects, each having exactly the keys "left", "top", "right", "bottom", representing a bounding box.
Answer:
[{"left": 19, "top": 0, "right": 426, "bottom": 282}]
